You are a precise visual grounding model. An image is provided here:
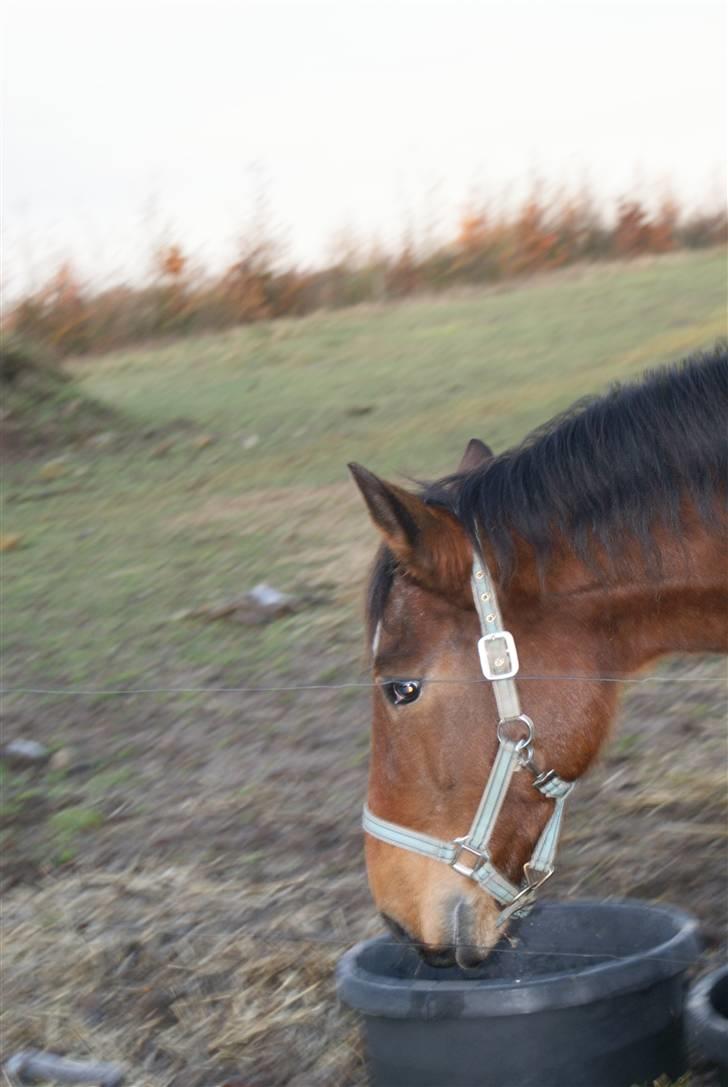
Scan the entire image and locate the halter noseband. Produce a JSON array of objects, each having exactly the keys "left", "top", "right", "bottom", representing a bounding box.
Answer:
[{"left": 362, "top": 552, "right": 575, "bottom": 927}]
